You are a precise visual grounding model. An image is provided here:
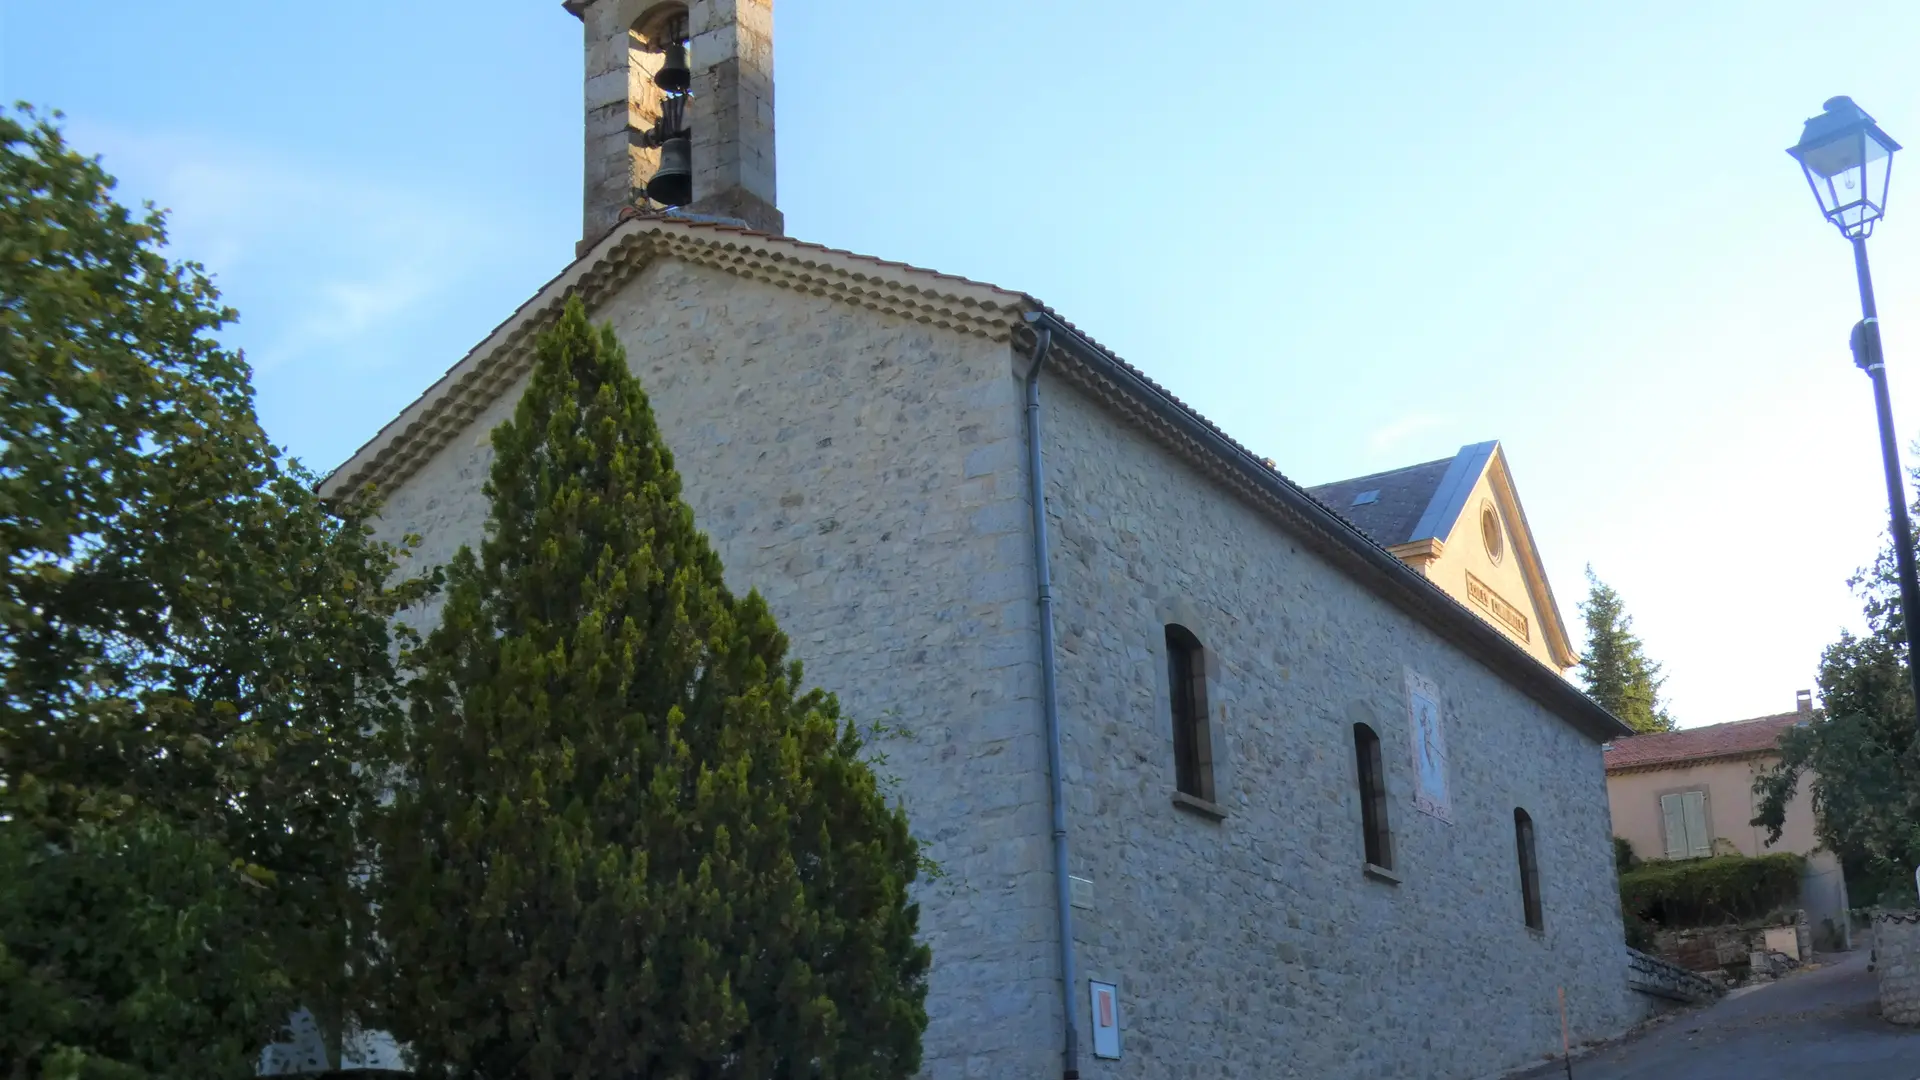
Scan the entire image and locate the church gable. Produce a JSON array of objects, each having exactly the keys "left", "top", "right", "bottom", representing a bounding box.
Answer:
[
  {"left": 1311, "top": 443, "right": 1577, "bottom": 671},
  {"left": 1430, "top": 449, "right": 1576, "bottom": 670},
  {"left": 318, "top": 215, "right": 1027, "bottom": 502}
]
